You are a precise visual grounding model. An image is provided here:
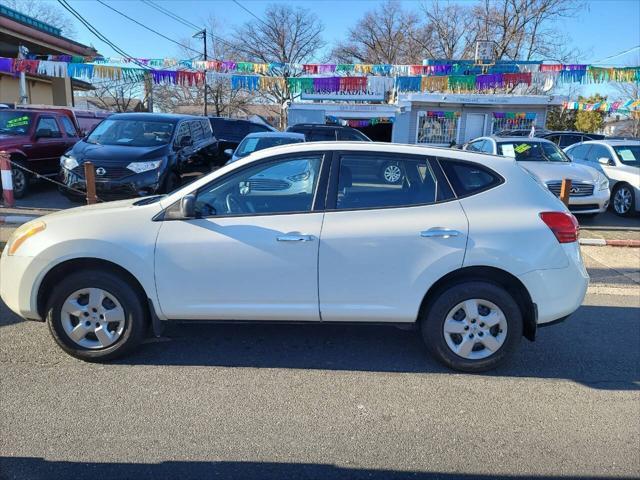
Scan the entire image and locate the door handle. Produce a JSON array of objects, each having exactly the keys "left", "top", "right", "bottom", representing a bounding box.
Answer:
[
  {"left": 277, "top": 234, "right": 315, "bottom": 242},
  {"left": 420, "top": 228, "right": 460, "bottom": 239}
]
